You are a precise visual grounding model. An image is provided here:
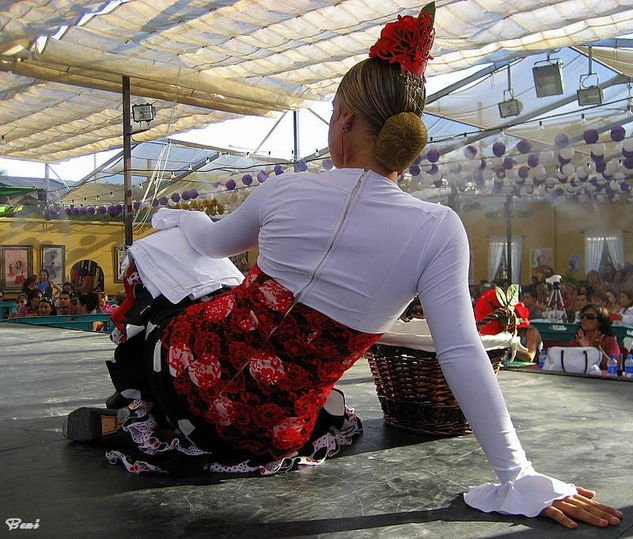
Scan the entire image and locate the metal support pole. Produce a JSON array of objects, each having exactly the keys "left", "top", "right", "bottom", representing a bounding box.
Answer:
[
  {"left": 122, "top": 75, "right": 133, "bottom": 246},
  {"left": 293, "top": 110, "right": 300, "bottom": 161},
  {"left": 504, "top": 194, "right": 512, "bottom": 283}
]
